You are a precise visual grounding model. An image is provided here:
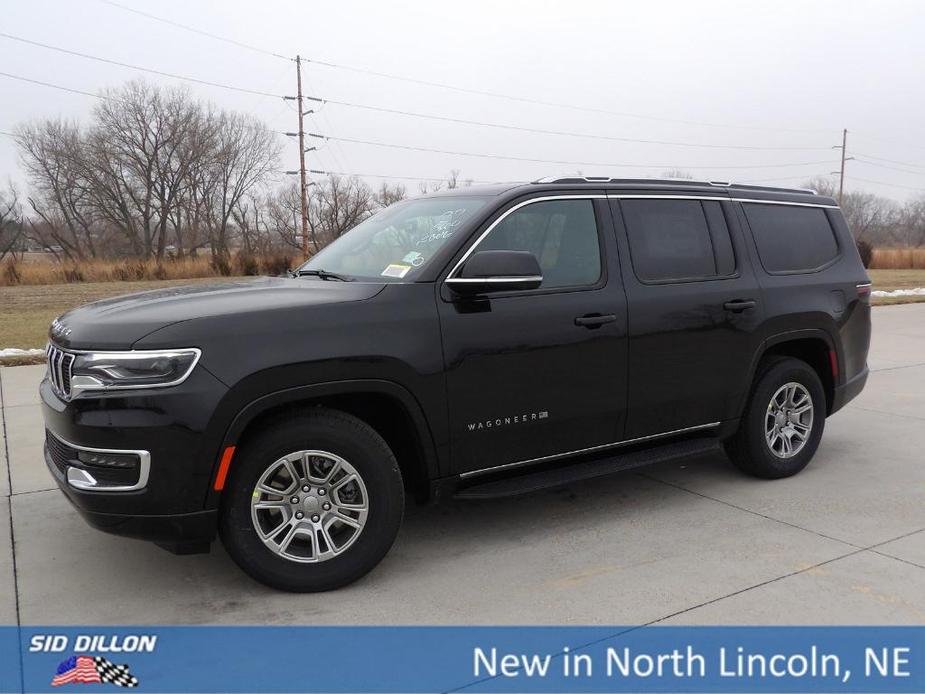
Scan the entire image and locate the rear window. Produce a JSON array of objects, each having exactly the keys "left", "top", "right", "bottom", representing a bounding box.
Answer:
[
  {"left": 743, "top": 203, "right": 839, "bottom": 273},
  {"left": 620, "top": 199, "right": 736, "bottom": 282}
]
